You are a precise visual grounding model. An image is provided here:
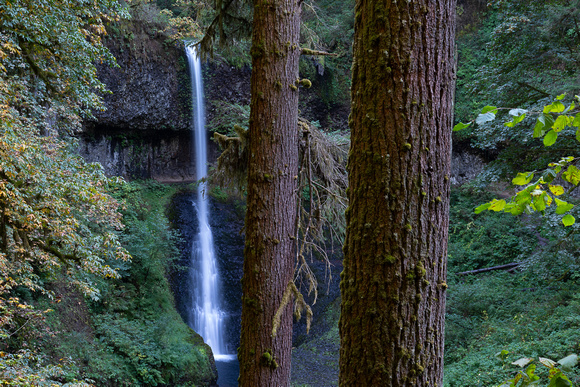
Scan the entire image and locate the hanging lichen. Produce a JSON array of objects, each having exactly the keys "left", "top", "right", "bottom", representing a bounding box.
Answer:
[
  {"left": 271, "top": 281, "right": 313, "bottom": 337},
  {"left": 211, "top": 117, "right": 348, "bottom": 331}
]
